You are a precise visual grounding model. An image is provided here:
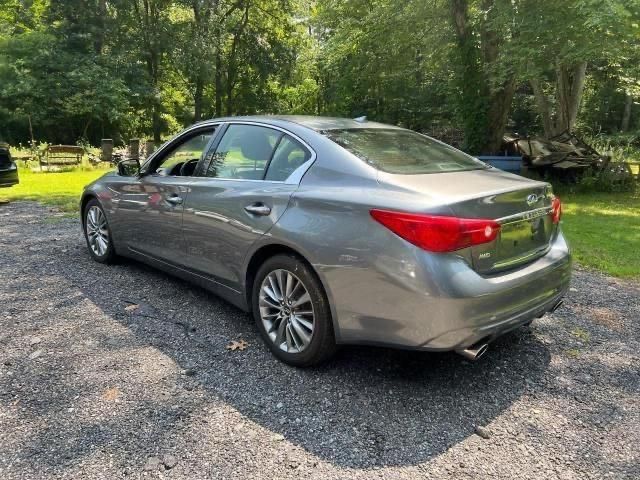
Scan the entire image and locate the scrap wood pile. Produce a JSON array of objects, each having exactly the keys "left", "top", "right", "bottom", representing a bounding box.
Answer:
[{"left": 503, "top": 131, "right": 636, "bottom": 183}]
